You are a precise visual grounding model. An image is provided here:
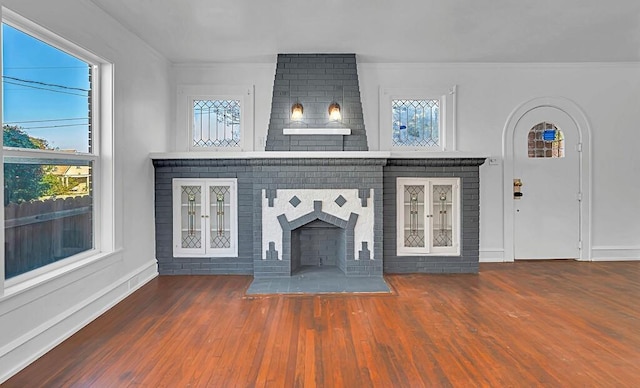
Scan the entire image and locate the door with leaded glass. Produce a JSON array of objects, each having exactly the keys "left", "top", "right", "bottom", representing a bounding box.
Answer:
[{"left": 513, "top": 107, "right": 580, "bottom": 260}]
